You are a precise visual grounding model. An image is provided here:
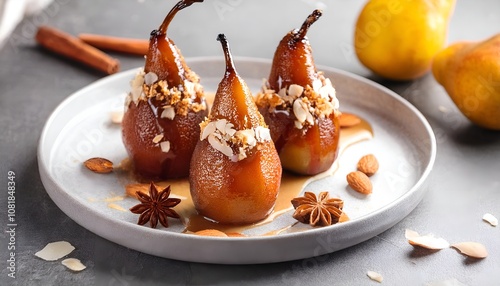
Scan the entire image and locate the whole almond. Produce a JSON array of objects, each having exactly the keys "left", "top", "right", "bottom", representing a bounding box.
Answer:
[
  {"left": 83, "top": 157, "right": 113, "bottom": 173},
  {"left": 357, "top": 154, "right": 379, "bottom": 176},
  {"left": 347, "top": 171, "right": 372, "bottom": 194}
]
